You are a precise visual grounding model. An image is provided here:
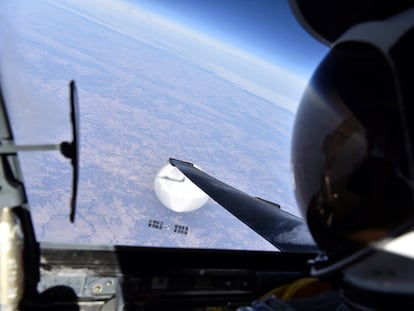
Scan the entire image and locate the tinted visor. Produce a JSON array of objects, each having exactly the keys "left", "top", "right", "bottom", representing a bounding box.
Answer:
[{"left": 291, "top": 40, "right": 414, "bottom": 258}]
